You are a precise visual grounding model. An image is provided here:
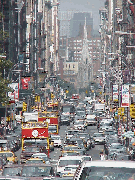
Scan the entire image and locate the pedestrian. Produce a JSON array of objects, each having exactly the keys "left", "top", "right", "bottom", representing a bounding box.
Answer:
[{"left": 100, "top": 150, "right": 105, "bottom": 160}]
